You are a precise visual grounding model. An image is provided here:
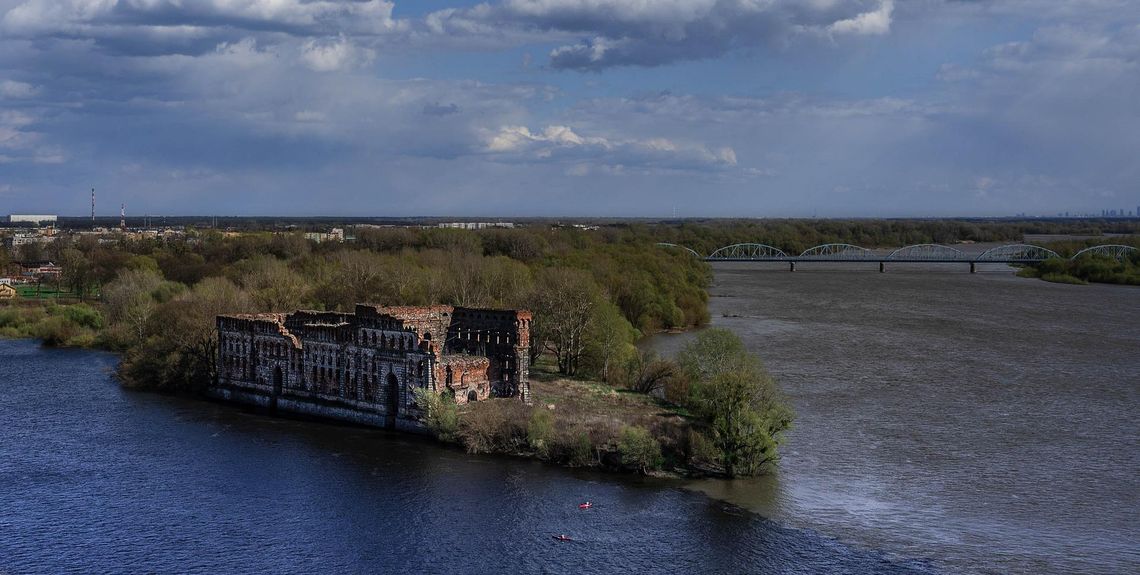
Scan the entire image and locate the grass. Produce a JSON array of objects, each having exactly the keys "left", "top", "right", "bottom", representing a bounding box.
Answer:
[
  {"left": 1040, "top": 273, "right": 1088, "bottom": 285},
  {"left": 13, "top": 285, "right": 90, "bottom": 301},
  {"left": 447, "top": 363, "right": 699, "bottom": 476}
]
